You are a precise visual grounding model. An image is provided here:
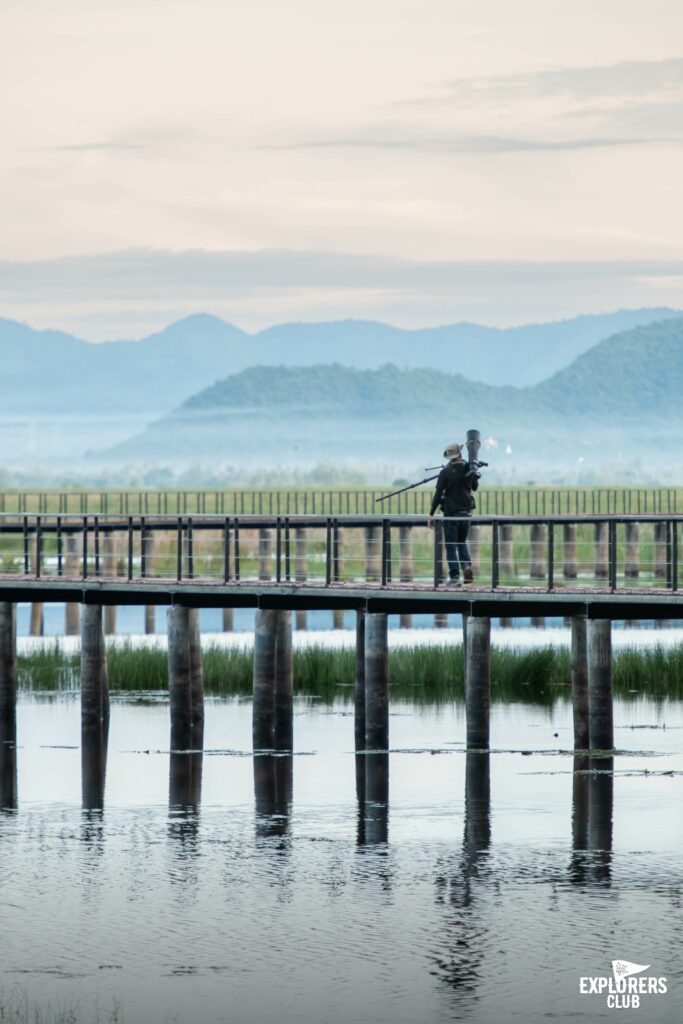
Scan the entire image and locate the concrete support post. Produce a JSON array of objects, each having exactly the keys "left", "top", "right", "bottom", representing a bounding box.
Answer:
[
  {"left": 65, "top": 534, "right": 80, "bottom": 635},
  {"left": 29, "top": 535, "right": 43, "bottom": 636},
  {"left": 167, "top": 606, "right": 193, "bottom": 751},
  {"left": 274, "top": 610, "right": 294, "bottom": 751},
  {"left": 399, "top": 522, "right": 414, "bottom": 619},
  {"left": 365, "top": 612, "right": 388, "bottom": 751},
  {"left": 624, "top": 522, "right": 640, "bottom": 580},
  {"left": 80, "top": 604, "right": 109, "bottom": 729},
  {"left": 571, "top": 616, "right": 589, "bottom": 750},
  {"left": 258, "top": 529, "right": 272, "bottom": 581},
  {"left": 434, "top": 613, "right": 448, "bottom": 629},
  {"left": 468, "top": 524, "right": 481, "bottom": 575},
  {"left": 588, "top": 619, "right": 613, "bottom": 750},
  {"left": 142, "top": 528, "right": 156, "bottom": 633},
  {"left": 295, "top": 529, "right": 308, "bottom": 630},
  {"left": 222, "top": 608, "right": 234, "bottom": 631},
  {"left": 465, "top": 616, "right": 491, "bottom": 750},
  {"left": 653, "top": 522, "right": 667, "bottom": 579},
  {"left": 499, "top": 524, "right": 514, "bottom": 581},
  {"left": 103, "top": 535, "right": 117, "bottom": 635},
  {"left": 529, "top": 525, "right": 546, "bottom": 579},
  {"left": 594, "top": 523, "right": 609, "bottom": 580},
  {"left": 563, "top": 523, "right": 577, "bottom": 580},
  {"left": 253, "top": 608, "right": 277, "bottom": 750},
  {"left": 332, "top": 610, "right": 345, "bottom": 629},
  {"left": 364, "top": 526, "right": 381, "bottom": 583}
]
